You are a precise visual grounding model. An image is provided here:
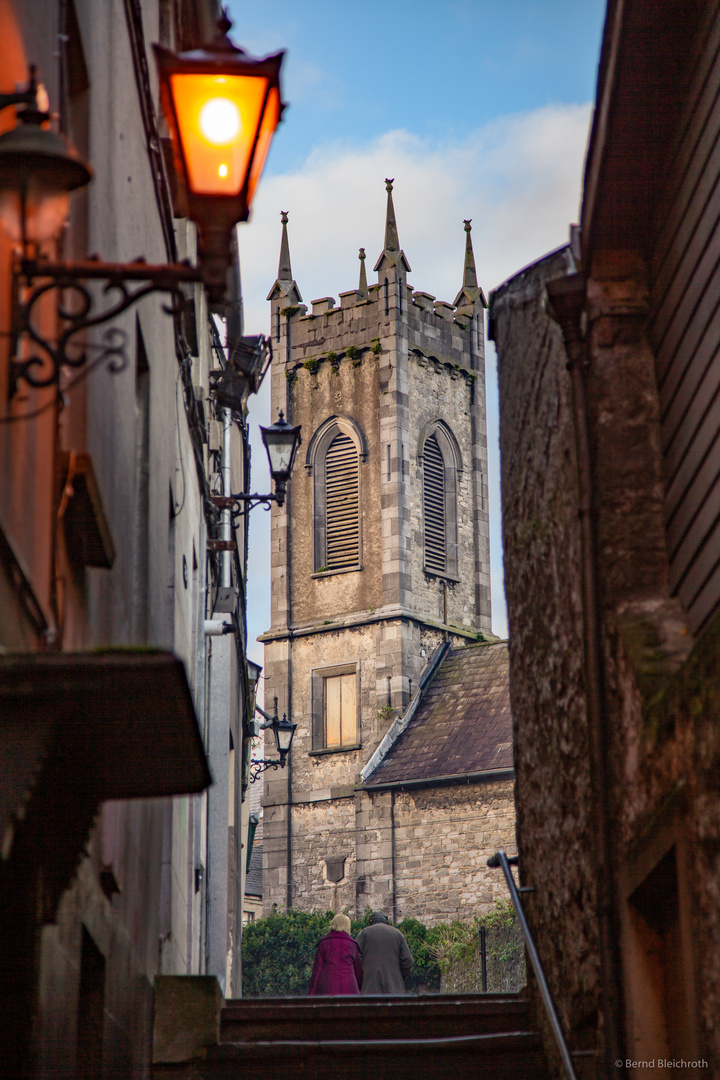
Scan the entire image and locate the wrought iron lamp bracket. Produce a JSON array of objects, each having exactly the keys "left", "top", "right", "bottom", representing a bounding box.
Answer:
[
  {"left": 210, "top": 493, "right": 279, "bottom": 522},
  {"left": 248, "top": 756, "right": 287, "bottom": 783},
  {"left": 10, "top": 255, "right": 203, "bottom": 395}
]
